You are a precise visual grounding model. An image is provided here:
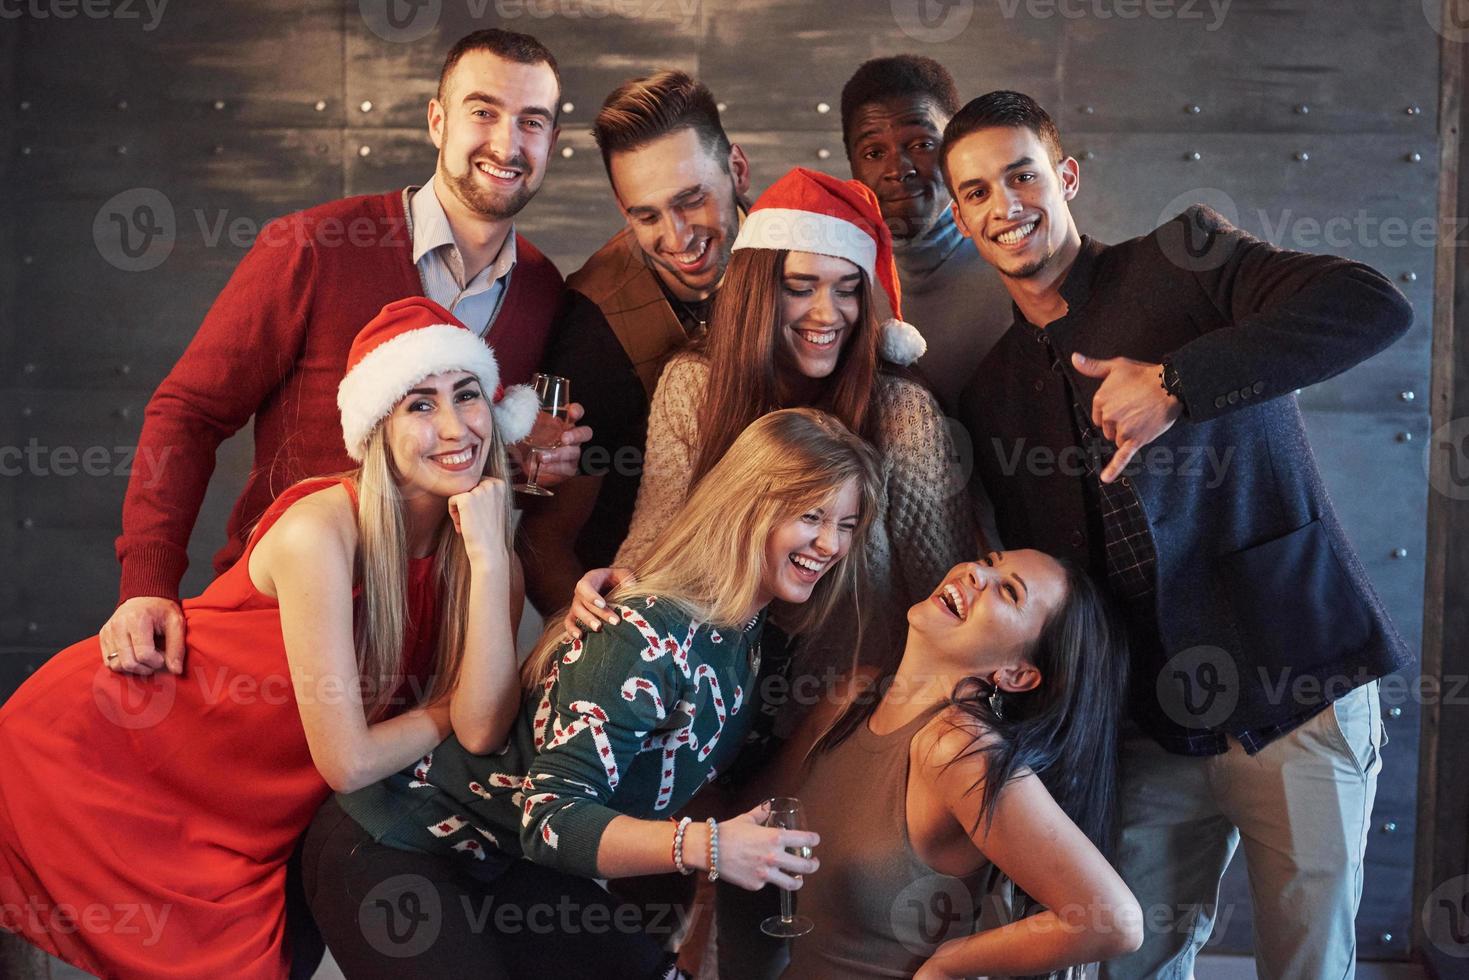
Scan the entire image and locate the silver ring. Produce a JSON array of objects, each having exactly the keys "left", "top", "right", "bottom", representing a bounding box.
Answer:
[{"left": 105, "top": 652, "right": 119, "bottom": 661}]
